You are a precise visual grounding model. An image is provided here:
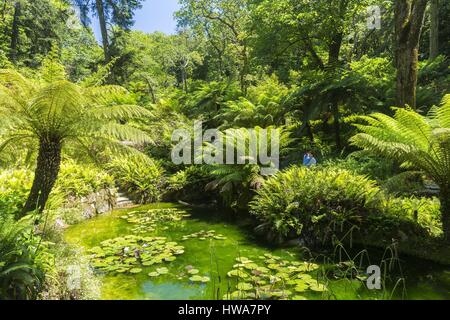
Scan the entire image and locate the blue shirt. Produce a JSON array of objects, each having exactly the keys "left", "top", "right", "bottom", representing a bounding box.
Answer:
[
  {"left": 303, "top": 154, "right": 317, "bottom": 167},
  {"left": 303, "top": 154, "right": 311, "bottom": 166}
]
